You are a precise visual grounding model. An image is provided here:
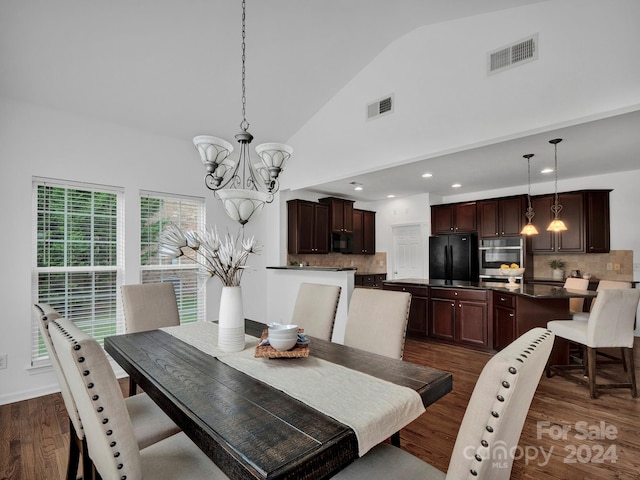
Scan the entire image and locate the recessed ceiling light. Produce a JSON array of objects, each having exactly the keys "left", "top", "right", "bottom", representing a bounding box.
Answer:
[
  {"left": 354, "top": 186, "right": 363, "bottom": 191},
  {"left": 452, "top": 183, "right": 461, "bottom": 188},
  {"left": 349, "top": 181, "right": 363, "bottom": 190},
  {"left": 422, "top": 173, "right": 433, "bottom": 178},
  {"left": 541, "top": 168, "right": 554, "bottom": 174},
  {"left": 387, "top": 194, "right": 395, "bottom": 198}
]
